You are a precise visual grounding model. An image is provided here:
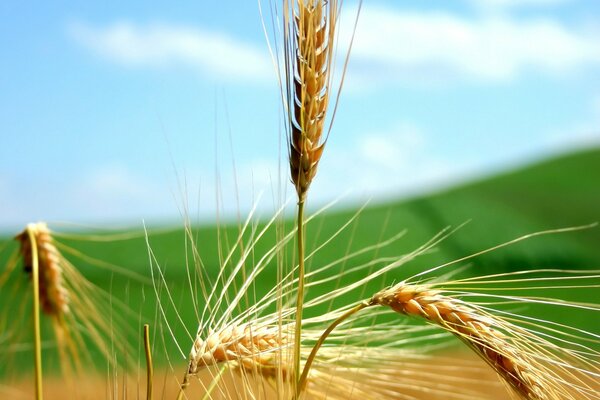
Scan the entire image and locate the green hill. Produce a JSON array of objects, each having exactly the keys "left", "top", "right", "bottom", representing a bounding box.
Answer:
[
  {"left": 1, "top": 147, "right": 599, "bottom": 369},
  {"left": 344, "top": 146, "right": 600, "bottom": 273}
]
